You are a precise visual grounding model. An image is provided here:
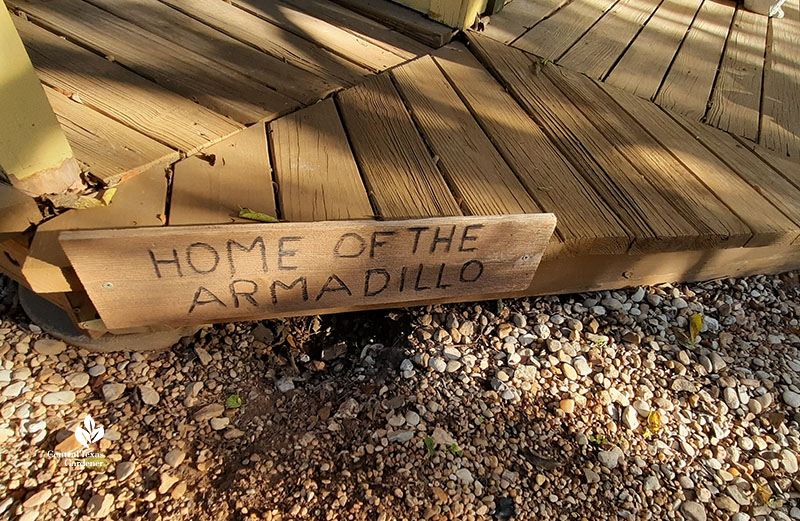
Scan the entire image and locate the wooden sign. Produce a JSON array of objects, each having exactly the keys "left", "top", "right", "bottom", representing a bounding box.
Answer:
[{"left": 59, "top": 215, "right": 556, "bottom": 329}]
